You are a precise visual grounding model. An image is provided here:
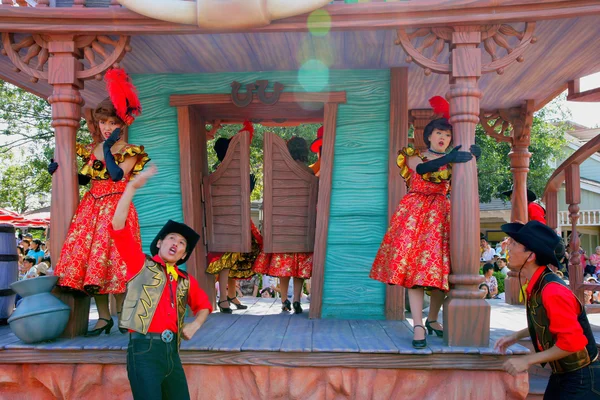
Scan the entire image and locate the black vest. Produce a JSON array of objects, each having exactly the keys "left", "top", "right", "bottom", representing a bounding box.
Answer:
[{"left": 526, "top": 267, "right": 598, "bottom": 373}]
